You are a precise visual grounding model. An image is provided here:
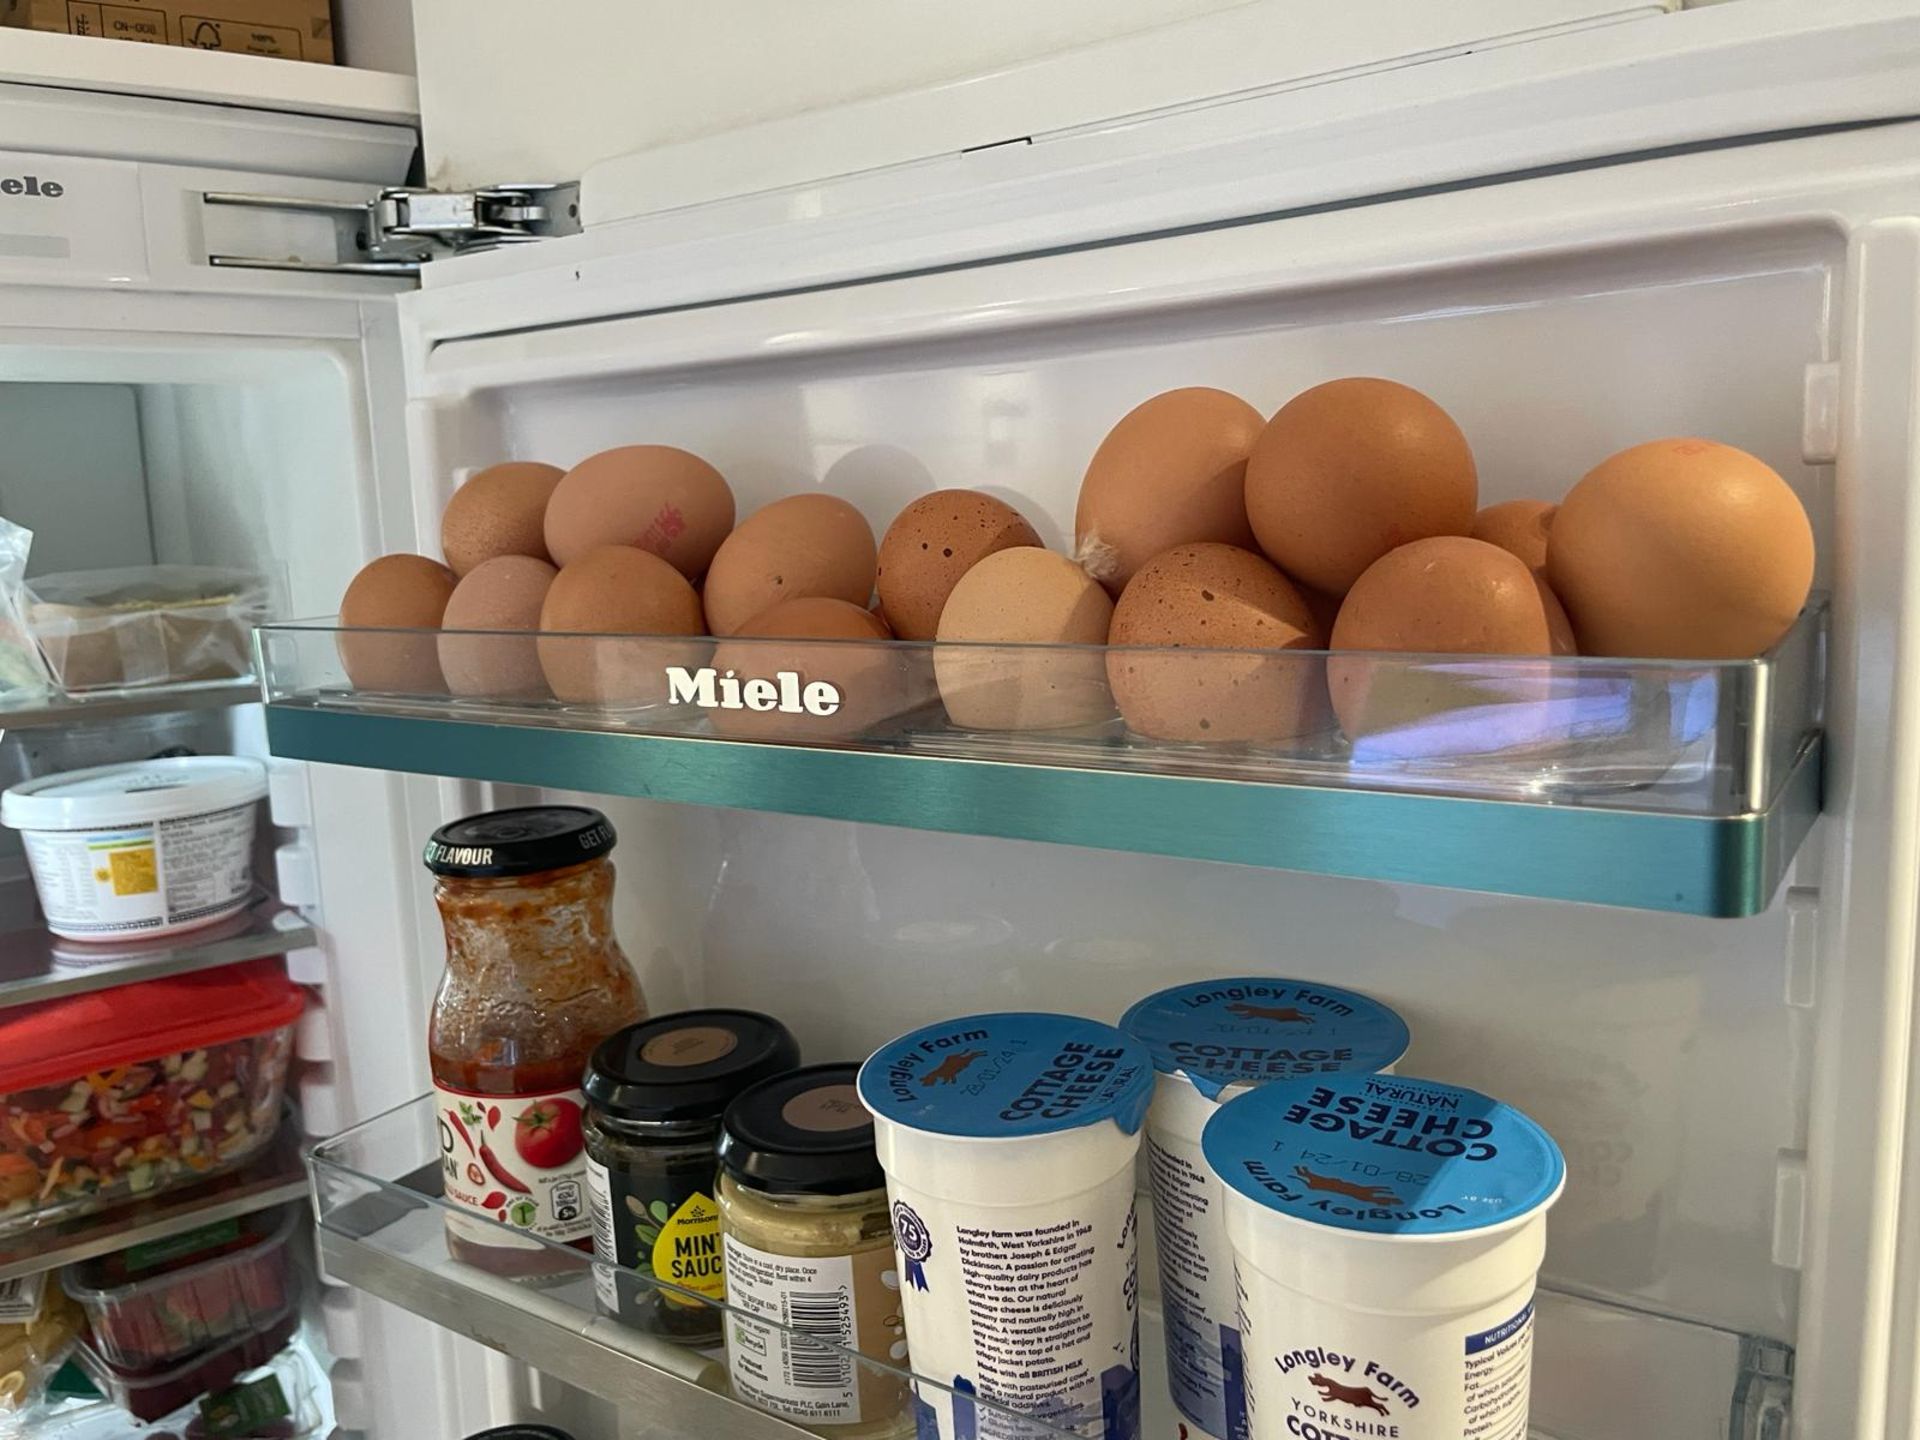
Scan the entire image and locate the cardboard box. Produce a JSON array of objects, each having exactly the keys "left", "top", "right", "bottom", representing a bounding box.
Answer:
[{"left": 1, "top": 0, "right": 335, "bottom": 64}]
